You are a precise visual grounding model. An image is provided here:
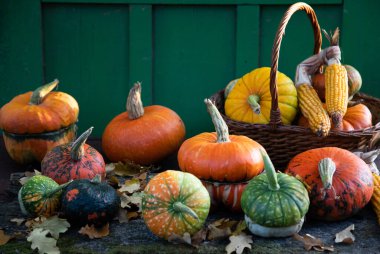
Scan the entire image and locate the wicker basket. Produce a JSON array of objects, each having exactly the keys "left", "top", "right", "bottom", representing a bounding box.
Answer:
[{"left": 209, "top": 2, "right": 380, "bottom": 169}]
